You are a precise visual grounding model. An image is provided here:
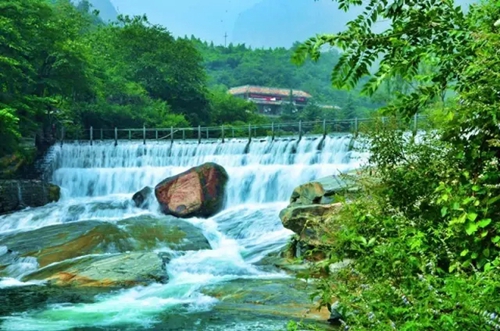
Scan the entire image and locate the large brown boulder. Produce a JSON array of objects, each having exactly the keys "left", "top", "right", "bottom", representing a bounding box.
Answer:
[{"left": 155, "top": 162, "right": 228, "bottom": 218}]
